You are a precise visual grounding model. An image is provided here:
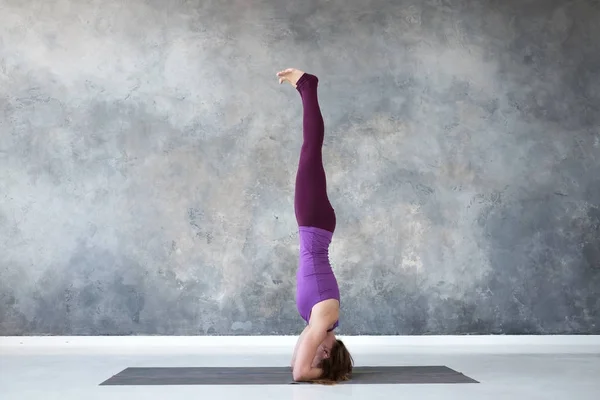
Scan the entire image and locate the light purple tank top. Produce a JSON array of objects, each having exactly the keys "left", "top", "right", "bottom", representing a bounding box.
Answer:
[{"left": 295, "top": 226, "right": 340, "bottom": 331}]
